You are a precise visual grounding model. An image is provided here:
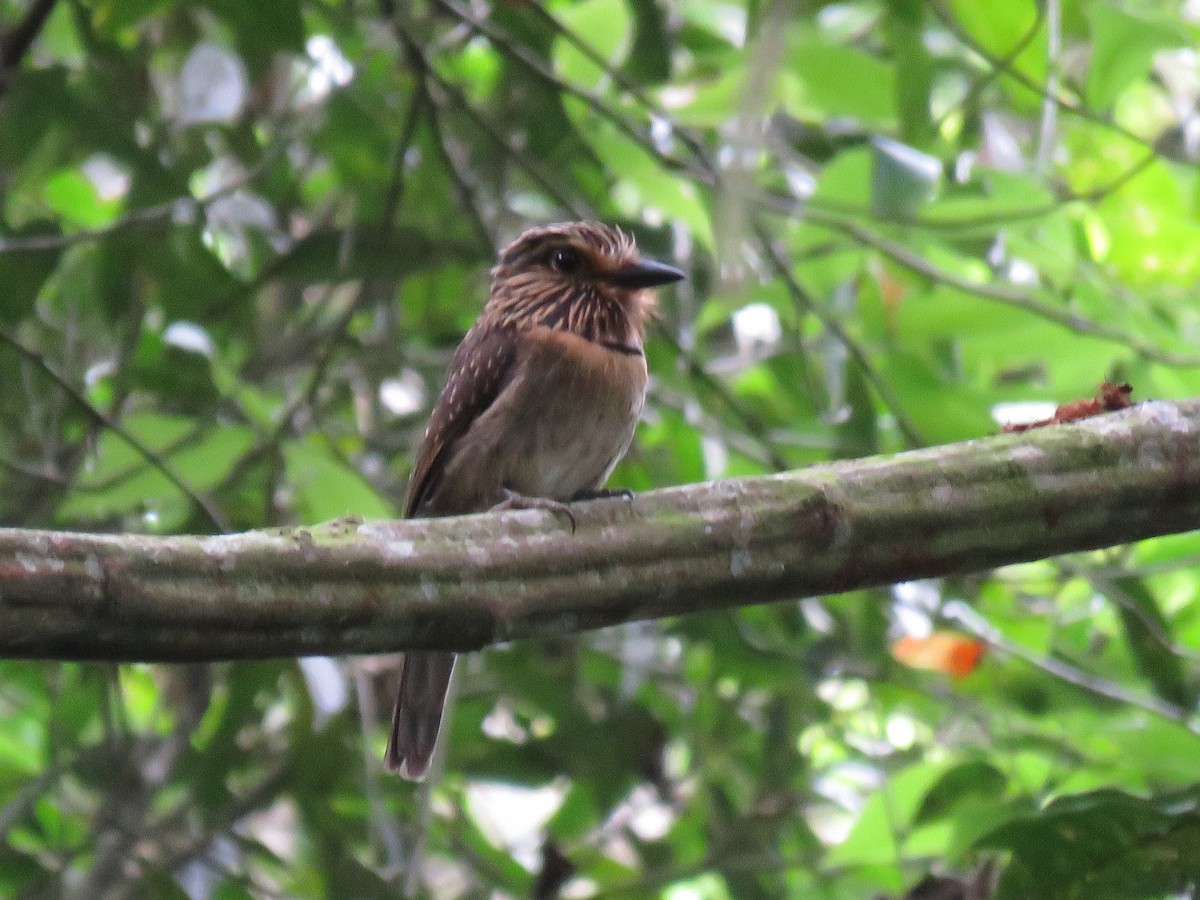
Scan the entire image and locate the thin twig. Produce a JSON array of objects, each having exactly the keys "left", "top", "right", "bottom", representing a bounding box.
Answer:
[
  {"left": 651, "top": 323, "right": 792, "bottom": 471},
  {"left": 413, "top": 76, "right": 495, "bottom": 250},
  {"left": 0, "top": 145, "right": 285, "bottom": 256},
  {"left": 754, "top": 220, "right": 924, "bottom": 447},
  {"left": 930, "top": 2, "right": 1046, "bottom": 139},
  {"left": 0, "top": 0, "right": 58, "bottom": 97},
  {"left": 943, "top": 601, "right": 1200, "bottom": 732},
  {"left": 927, "top": 0, "right": 1184, "bottom": 171},
  {"left": 796, "top": 206, "right": 1200, "bottom": 367},
  {"left": 433, "top": 0, "right": 709, "bottom": 183},
  {"left": 392, "top": 21, "right": 590, "bottom": 219},
  {"left": 0, "top": 329, "right": 230, "bottom": 531},
  {"left": 1034, "top": 0, "right": 1061, "bottom": 176}
]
